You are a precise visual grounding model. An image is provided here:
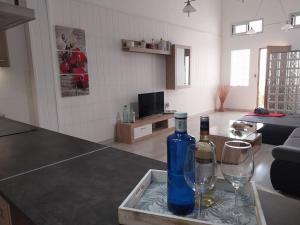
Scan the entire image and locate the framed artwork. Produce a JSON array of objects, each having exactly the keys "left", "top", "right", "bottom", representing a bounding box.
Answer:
[{"left": 55, "top": 25, "right": 89, "bottom": 97}]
